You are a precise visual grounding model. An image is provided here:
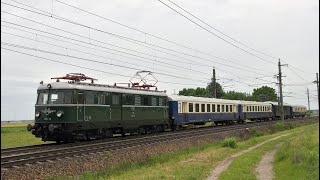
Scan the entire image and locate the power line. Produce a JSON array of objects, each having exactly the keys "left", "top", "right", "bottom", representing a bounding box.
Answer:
[
  {"left": 1, "top": 1, "right": 274, "bottom": 76},
  {"left": 1, "top": 19, "right": 277, "bottom": 85},
  {"left": 165, "top": 0, "right": 278, "bottom": 59},
  {"left": 51, "top": 0, "right": 274, "bottom": 72},
  {"left": 1, "top": 41, "right": 213, "bottom": 84},
  {"left": 1, "top": 30, "right": 212, "bottom": 82},
  {"left": 1, "top": 47, "right": 207, "bottom": 86},
  {"left": 157, "top": 0, "right": 277, "bottom": 65}
]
